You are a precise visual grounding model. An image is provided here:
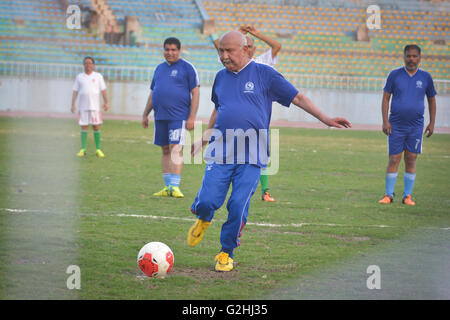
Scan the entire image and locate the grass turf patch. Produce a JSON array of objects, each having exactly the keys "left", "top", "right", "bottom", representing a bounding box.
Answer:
[{"left": 0, "top": 116, "right": 449, "bottom": 299}]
